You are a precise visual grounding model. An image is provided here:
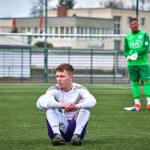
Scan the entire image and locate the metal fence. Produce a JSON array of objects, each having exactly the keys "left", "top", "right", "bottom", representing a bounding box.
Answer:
[{"left": 0, "top": 46, "right": 132, "bottom": 84}]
